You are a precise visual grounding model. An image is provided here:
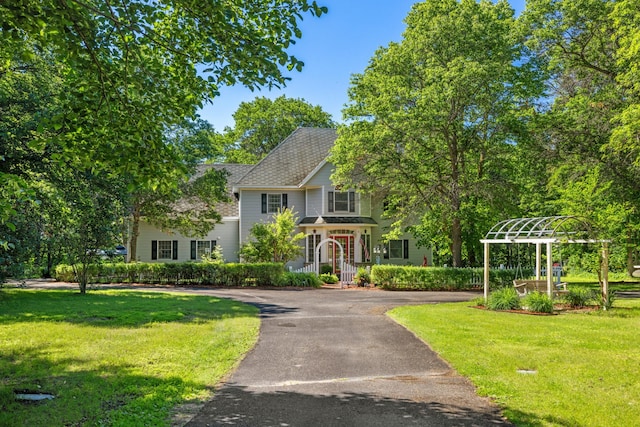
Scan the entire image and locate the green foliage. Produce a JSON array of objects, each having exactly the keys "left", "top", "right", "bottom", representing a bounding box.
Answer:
[
  {"left": 240, "top": 208, "right": 305, "bottom": 263},
  {"left": 354, "top": 267, "right": 371, "bottom": 285},
  {"left": 331, "top": 0, "right": 538, "bottom": 267},
  {"left": 522, "top": 291, "right": 554, "bottom": 313},
  {"left": 319, "top": 273, "right": 339, "bottom": 284},
  {"left": 371, "top": 265, "right": 529, "bottom": 291},
  {"left": 54, "top": 262, "right": 288, "bottom": 287},
  {"left": 487, "top": 287, "right": 521, "bottom": 311},
  {"left": 563, "top": 286, "right": 598, "bottom": 308},
  {"left": 0, "top": 0, "right": 328, "bottom": 277},
  {"left": 202, "top": 244, "right": 225, "bottom": 264},
  {"left": 602, "top": 287, "right": 617, "bottom": 310},
  {"left": 320, "top": 264, "right": 334, "bottom": 275},
  {"left": 220, "top": 95, "right": 335, "bottom": 163},
  {"left": 277, "top": 272, "right": 322, "bottom": 288}
]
